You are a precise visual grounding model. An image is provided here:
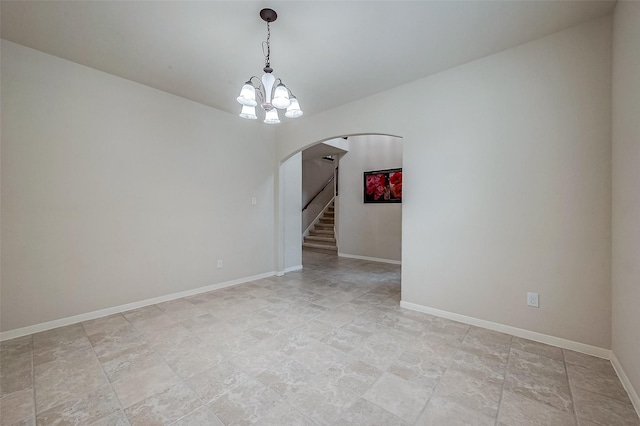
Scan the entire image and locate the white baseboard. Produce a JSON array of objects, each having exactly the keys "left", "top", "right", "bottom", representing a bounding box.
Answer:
[
  {"left": 0, "top": 271, "right": 277, "bottom": 342},
  {"left": 610, "top": 352, "right": 640, "bottom": 417},
  {"left": 400, "top": 301, "right": 611, "bottom": 359},
  {"left": 338, "top": 252, "right": 401, "bottom": 265},
  {"left": 278, "top": 265, "right": 303, "bottom": 276}
]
